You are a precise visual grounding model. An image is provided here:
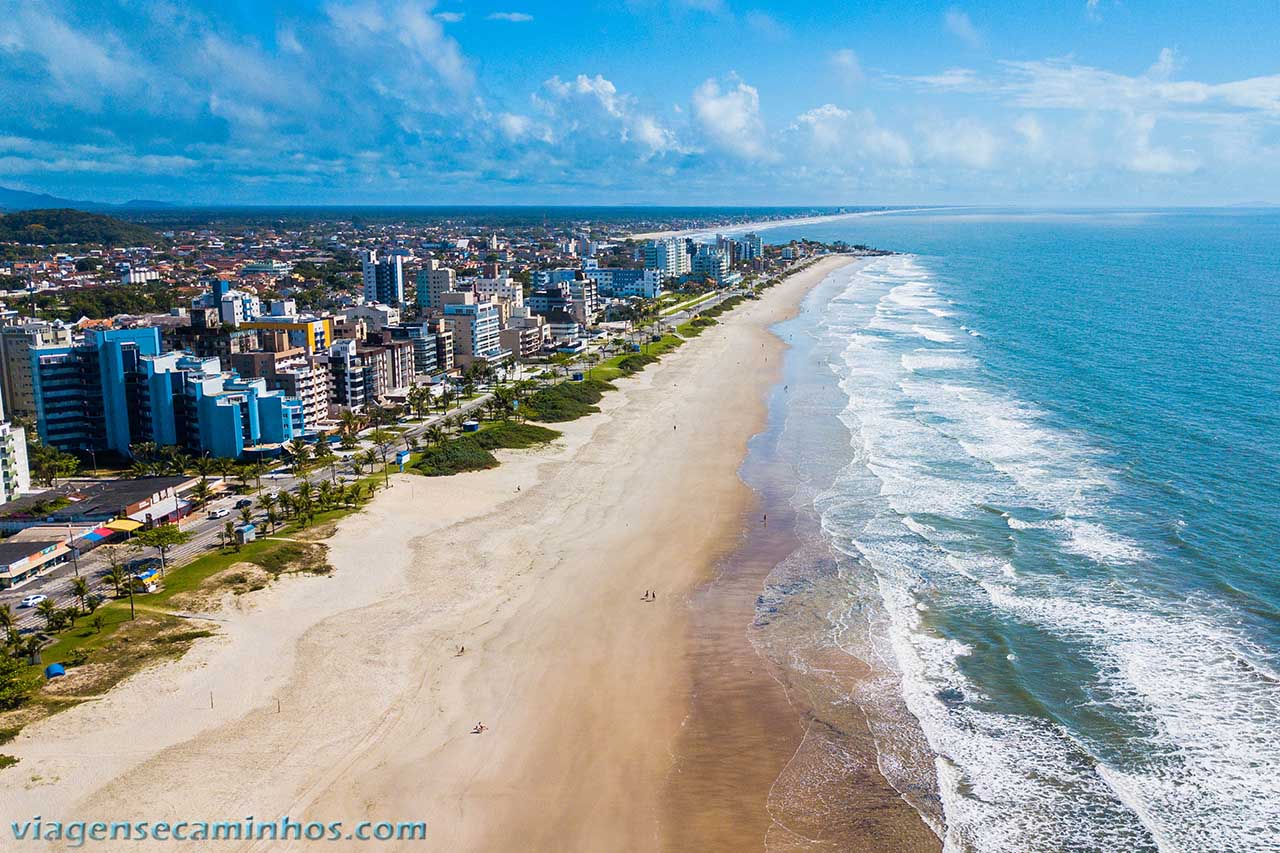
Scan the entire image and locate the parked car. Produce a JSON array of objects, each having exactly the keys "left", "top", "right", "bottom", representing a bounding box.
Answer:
[
  {"left": 234, "top": 498, "right": 253, "bottom": 509},
  {"left": 19, "top": 594, "right": 47, "bottom": 608},
  {"left": 208, "top": 507, "right": 230, "bottom": 519}
]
